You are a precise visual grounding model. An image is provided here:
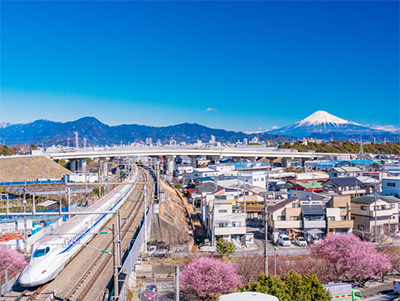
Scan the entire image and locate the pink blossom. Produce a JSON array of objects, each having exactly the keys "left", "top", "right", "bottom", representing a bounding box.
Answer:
[
  {"left": 0, "top": 247, "right": 27, "bottom": 283},
  {"left": 180, "top": 257, "right": 241, "bottom": 299},
  {"left": 310, "top": 234, "right": 392, "bottom": 286}
]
